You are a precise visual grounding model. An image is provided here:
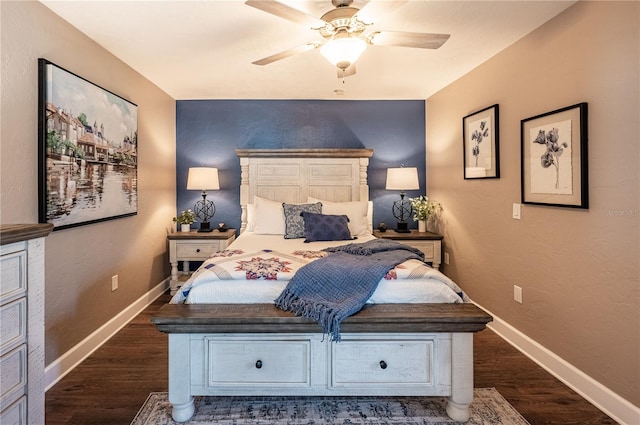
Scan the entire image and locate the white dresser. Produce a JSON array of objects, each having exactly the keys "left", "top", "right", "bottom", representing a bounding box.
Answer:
[{"left": 0, "top": 224, "right": 52, "bottom": 425}]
